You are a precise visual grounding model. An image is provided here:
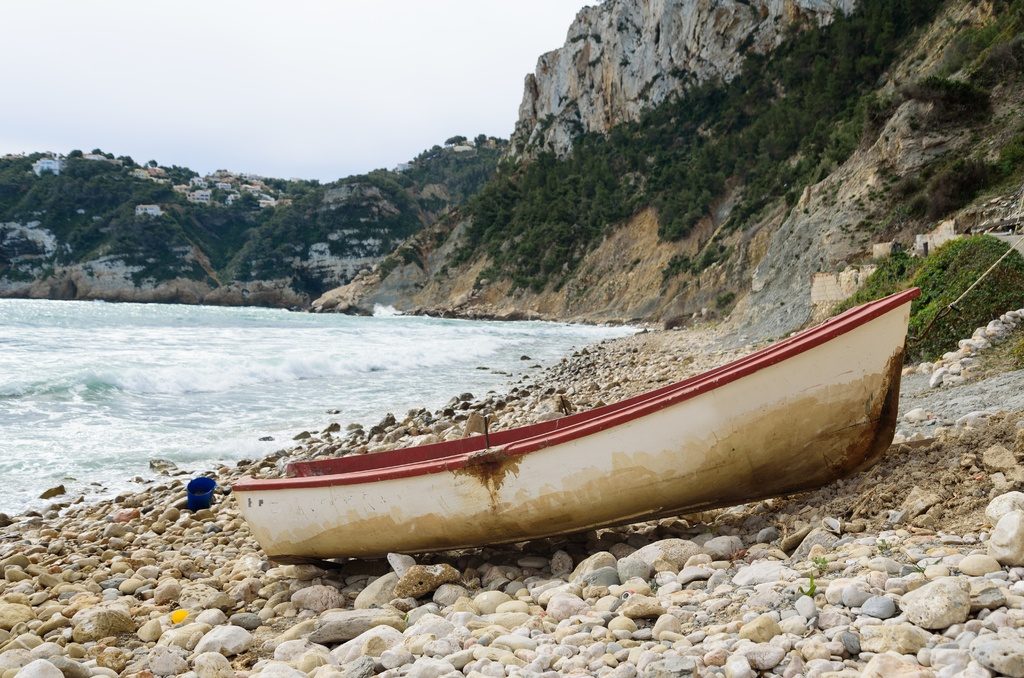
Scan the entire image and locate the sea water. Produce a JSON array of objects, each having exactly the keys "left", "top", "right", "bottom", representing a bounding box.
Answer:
[{"left": 0, "top": 299, "right": 633, "bottom": 515}]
